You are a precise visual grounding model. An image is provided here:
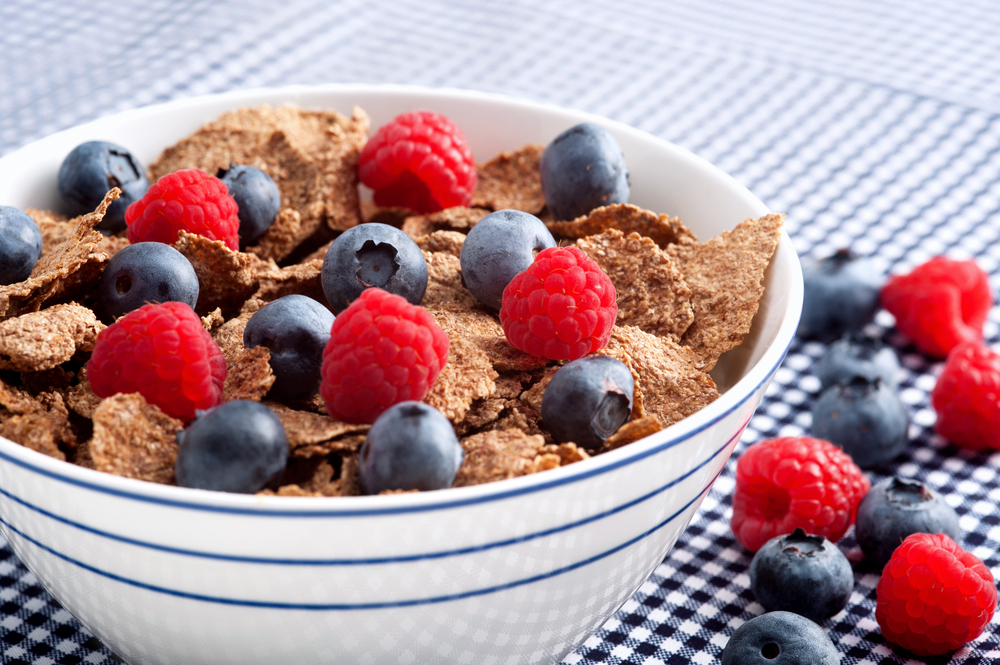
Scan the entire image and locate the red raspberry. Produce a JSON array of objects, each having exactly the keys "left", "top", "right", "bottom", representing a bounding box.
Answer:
[
  {"left": 730, "top": 436, "right": 870, "bottom": 552},
  {"left": 499, "top": 246, "right": 617, "bottom": 360},
  {"left": 931, "top": 341, "right": 1000, "bottom": 449},
  {"left": 125, "top": 169, "right": 240, "bottom": 251},
  {"left": 87, "top": 302, "right": 227, "bottom": 421},
  {"left": 320, "top": 288, "right": 449, "bottom": 424},
  {"left": 880, "top": 257, "right": 992, "bottom": 357},
  {"left": 358, "top": 111, "right": 477, "bottom": 214},
  {"left": 876, "top": 533, "right": 997, "bottom": 656}
]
